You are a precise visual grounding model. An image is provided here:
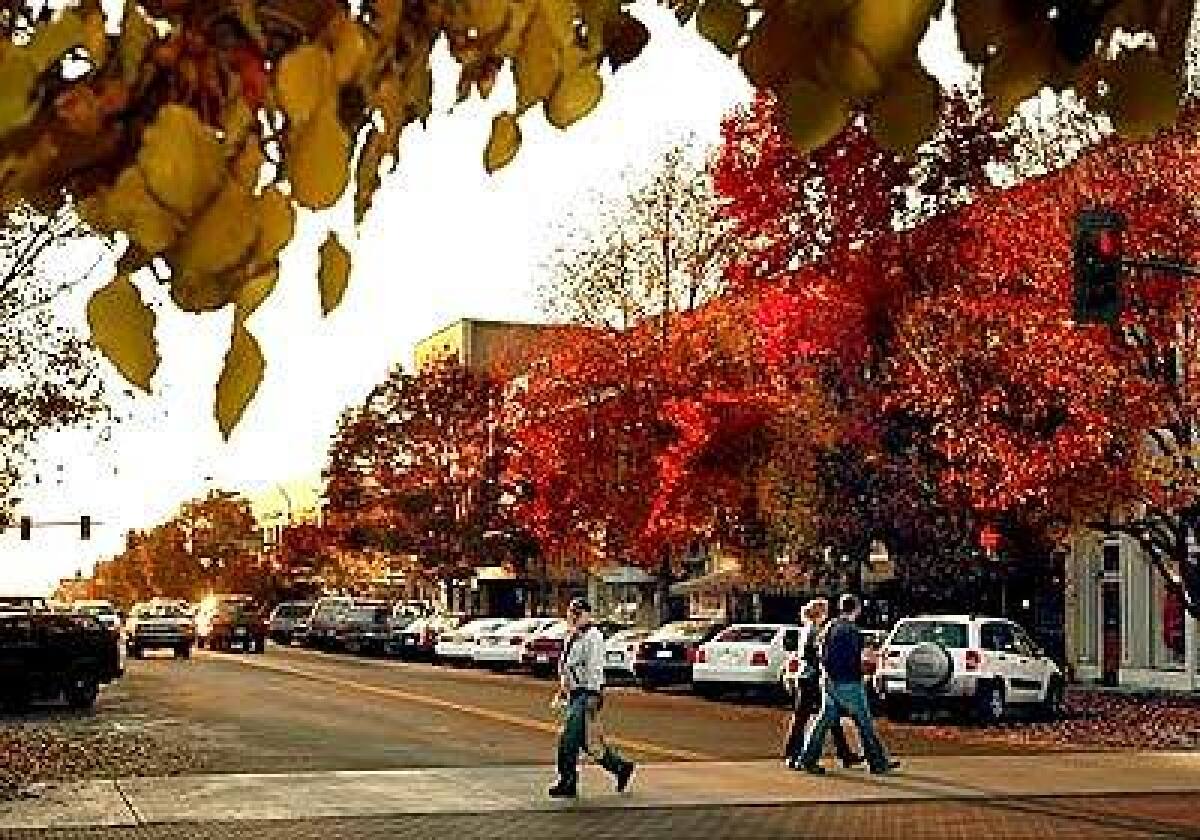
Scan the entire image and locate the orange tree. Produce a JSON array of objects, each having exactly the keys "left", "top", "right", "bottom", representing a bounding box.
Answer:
[
  {"left": 323, "top": 357, "right": 514, "bottom": 584},
  {"left": 0, "top": 1, "right": 1192, "bottom": 436}
]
